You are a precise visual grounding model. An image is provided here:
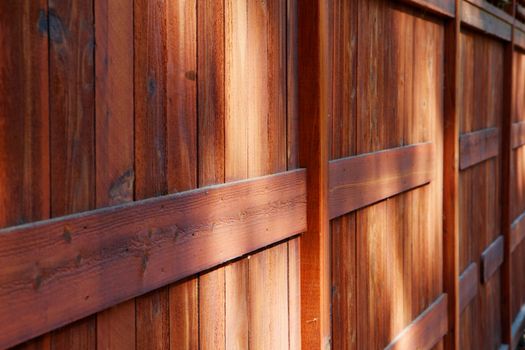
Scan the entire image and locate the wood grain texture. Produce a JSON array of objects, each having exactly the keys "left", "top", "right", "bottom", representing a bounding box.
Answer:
[
  {"left": 298, "top": 0, "right": 332, "bottom": 348},
  {"left": 0, "top": 1, "right": 50, "bottom": 348},
  {"left": 459, "top": 28, "right": 504, "bottom": 350},
  {"left": 134, "top": 0, "right": 170, "bottom": 347},
  {"left": 165, "top": 1, "right": 199, "bottom": 349},
  {"left": 0, "top": 170, "right": 306, "bottom": 349},
  {"left": 512, "top": 122, "right": 525, "bottom": 149},
  {"left": 399, "top": 0, "right": 455, "bottom": 17},
  {"left": 443, "top": 1, "right": 461, "bottom": 348},
  {"left": 329, "top": 143, "right": 435, "bottom": 219},
  {"left": 511, "top": 305, "right": 525, "bottom": 350},
  {"left": 385, "top": 295, "right": 448, "bottom": 350},
  {"left": 480, "top": 235, "right": 504, "bottom": 284},
  {"left": 515, "top": 28, "right": 525, "bottom": 51},
  {"left": 48, "top": 0, "right": 96, "bottom": 347},
  {"left": 197, "top": 0, "right": 226, "bottom": 348},
  {"left": 459, "top": 263, "right": 478, "bottom": 314},
  {"left": 461, "top": 1, "right": 512, "bottom": 42},
  {"left": 465, "top": 0, "right": 514, "bottom": 24},
  {"left": 459, "top": 127, "right": 499, "bottom": 170},
  {"left": 94, "top": 0, "right": 135, "bottom": 348}
]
